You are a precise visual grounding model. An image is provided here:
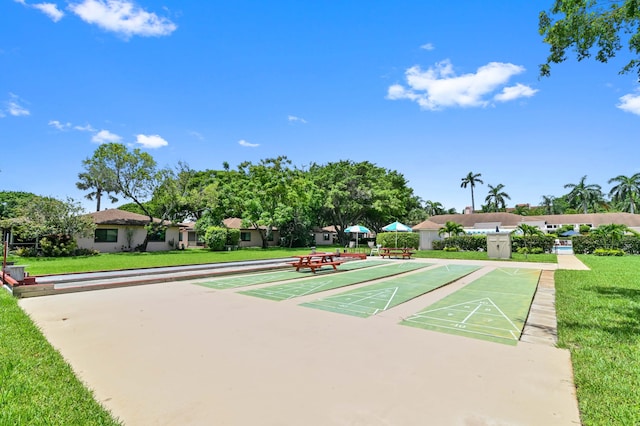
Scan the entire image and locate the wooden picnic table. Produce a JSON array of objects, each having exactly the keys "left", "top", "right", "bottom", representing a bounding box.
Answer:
[
  {"left": 379, "top": 247, "right": 415, "bottom": 259},
  {"left": 287, "top": 253, "right": 345, "bottom": 273}
]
